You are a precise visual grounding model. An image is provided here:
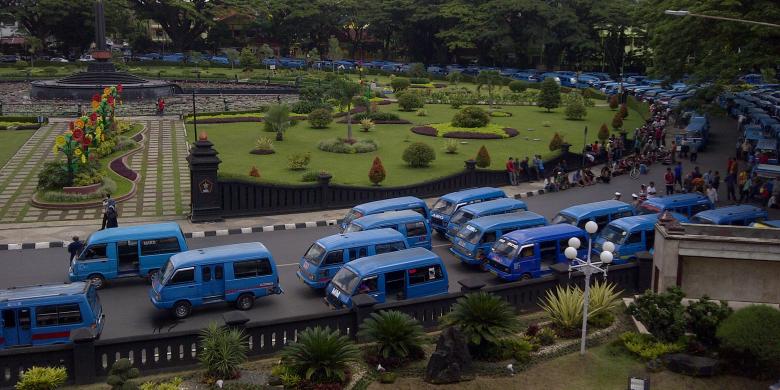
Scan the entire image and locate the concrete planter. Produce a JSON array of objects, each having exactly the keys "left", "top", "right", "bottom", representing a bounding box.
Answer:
[{"left": 62, "top": 182, "right": 102, "bottom": 195}]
